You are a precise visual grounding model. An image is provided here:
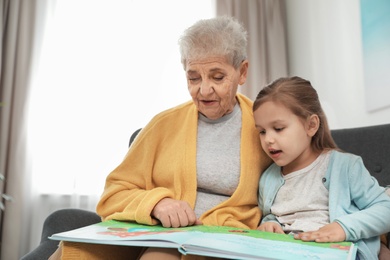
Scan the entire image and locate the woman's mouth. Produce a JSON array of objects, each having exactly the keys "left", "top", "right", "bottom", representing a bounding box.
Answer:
[{"left": 201, "top": 100, "right": 217, "bottom": 106}]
